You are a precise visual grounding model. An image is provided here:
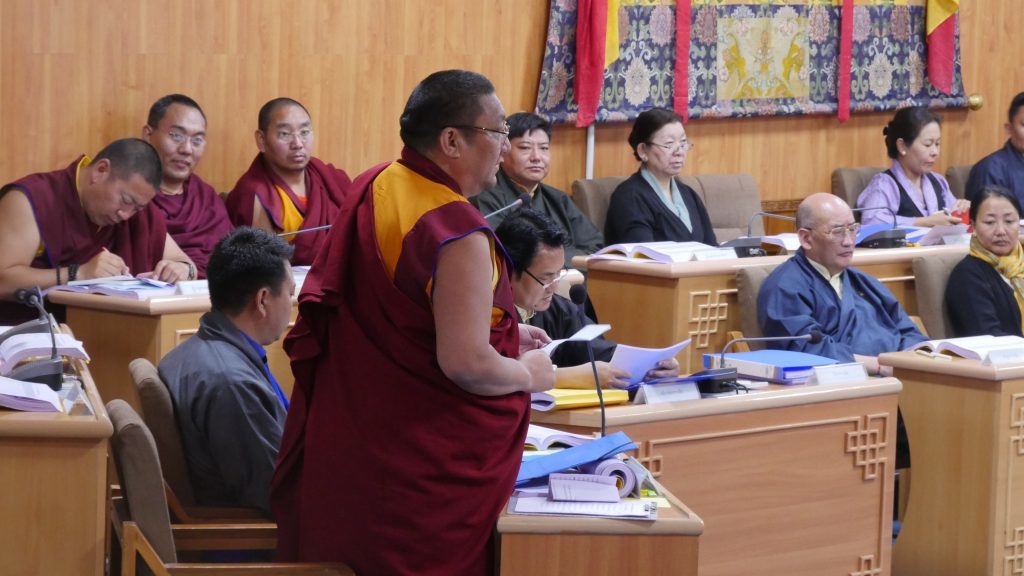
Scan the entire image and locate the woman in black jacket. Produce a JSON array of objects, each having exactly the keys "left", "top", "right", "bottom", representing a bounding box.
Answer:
[
  {"left": 946, "top": 185, "right": 1024, "bottom": 337},
  {"left": 604, "top": 107, "right": 717, "bottom": 246}
]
